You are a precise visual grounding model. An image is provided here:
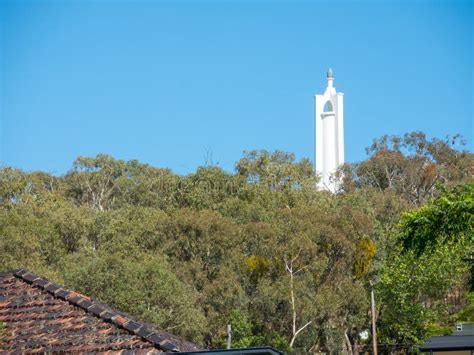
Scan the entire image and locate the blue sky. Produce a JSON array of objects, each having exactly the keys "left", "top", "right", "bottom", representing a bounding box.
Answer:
[{"left": 0, "top": 0, "right": 472, "bottom": 175}]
